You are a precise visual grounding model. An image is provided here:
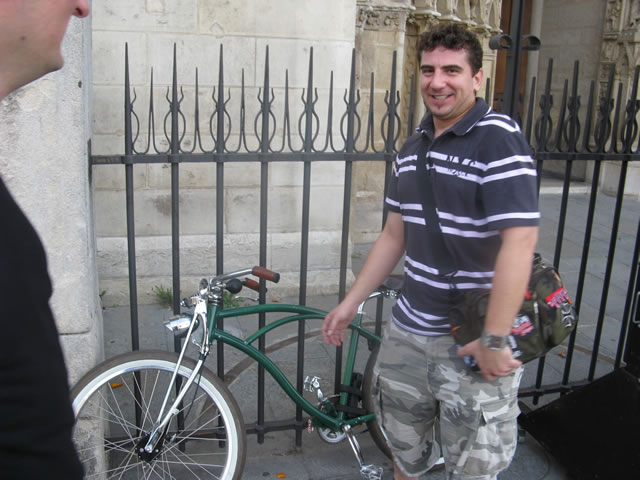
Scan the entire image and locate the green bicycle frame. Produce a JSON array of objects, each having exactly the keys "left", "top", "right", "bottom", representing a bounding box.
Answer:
[{"left": 203, "top": 302, "right": 382, "bottom": 433}]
